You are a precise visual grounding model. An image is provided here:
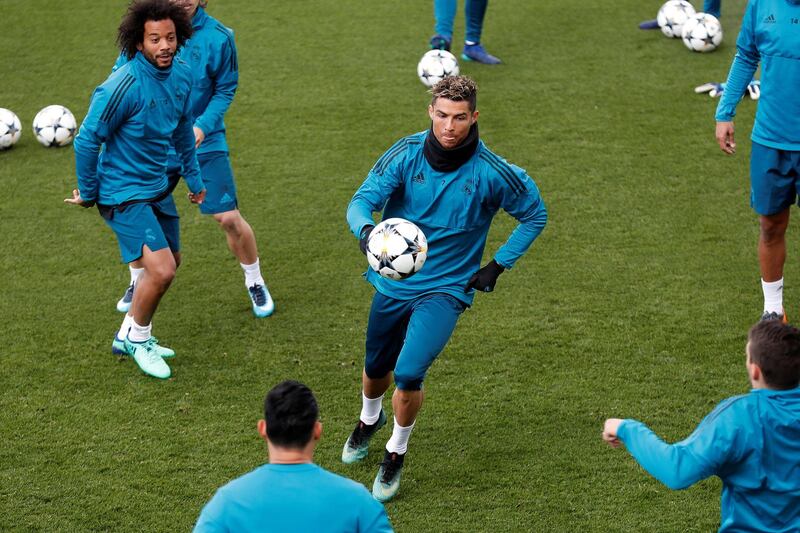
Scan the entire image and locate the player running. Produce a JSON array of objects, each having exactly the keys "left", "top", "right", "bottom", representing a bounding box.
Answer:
[
  {"left": 343, "top": 75, "right": 547, "bottom": 502},
  {"left": 603, "top": 319, "right": 800, "bottom": 532},
  {"left": 66, "top": 0, "right": 204, "bottom": 379},
  {"left": 114, "top": 0, "right": 274, "bottom": 321},
  {"left": 715, "top": 0, "right": 800, "bottom": 322}
]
